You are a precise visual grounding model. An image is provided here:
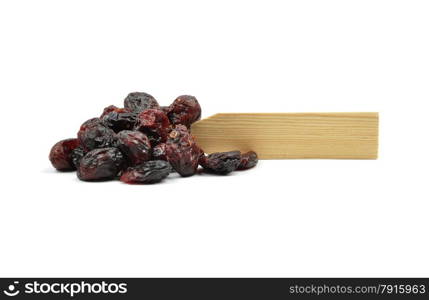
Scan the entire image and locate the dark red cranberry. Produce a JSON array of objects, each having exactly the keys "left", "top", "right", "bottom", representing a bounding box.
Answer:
[
  {"left": 120, "top": 160, "right": 171, "bottom": 184},
  {"left": 124, "top": 92, "right": 160, "bottom": 112},
  {"left": 102, "top": 108, "right": 137, "bottom": 133},
  {"left": 134, "top": 109, "right": 171, "bottom": 145},
  {"left": 167, "top": 95, "right": 201, "bottom": 128},
  {"left": 77, "top": 118, "right": 117, "bottom": 151},
  {"left": 200, "top": 151, "right": 241, "bottom": 174},
  {"left": 100, "top": 105, "right": 120, "bottom": 118},
  {"left": 77, "top": 148, "right": 125, "bottom": 181},
  {"left": 165, "top": 125, "right": 201, "bottom": 177},
  {"left": 116, "top": 130, "right": 151, "bottom": 166},
  {"left": 238, "top": 151, "right": 258, "bottom": 170},
  {"left": 49, "top": 138, "right": 80, "bottom": 171}
]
